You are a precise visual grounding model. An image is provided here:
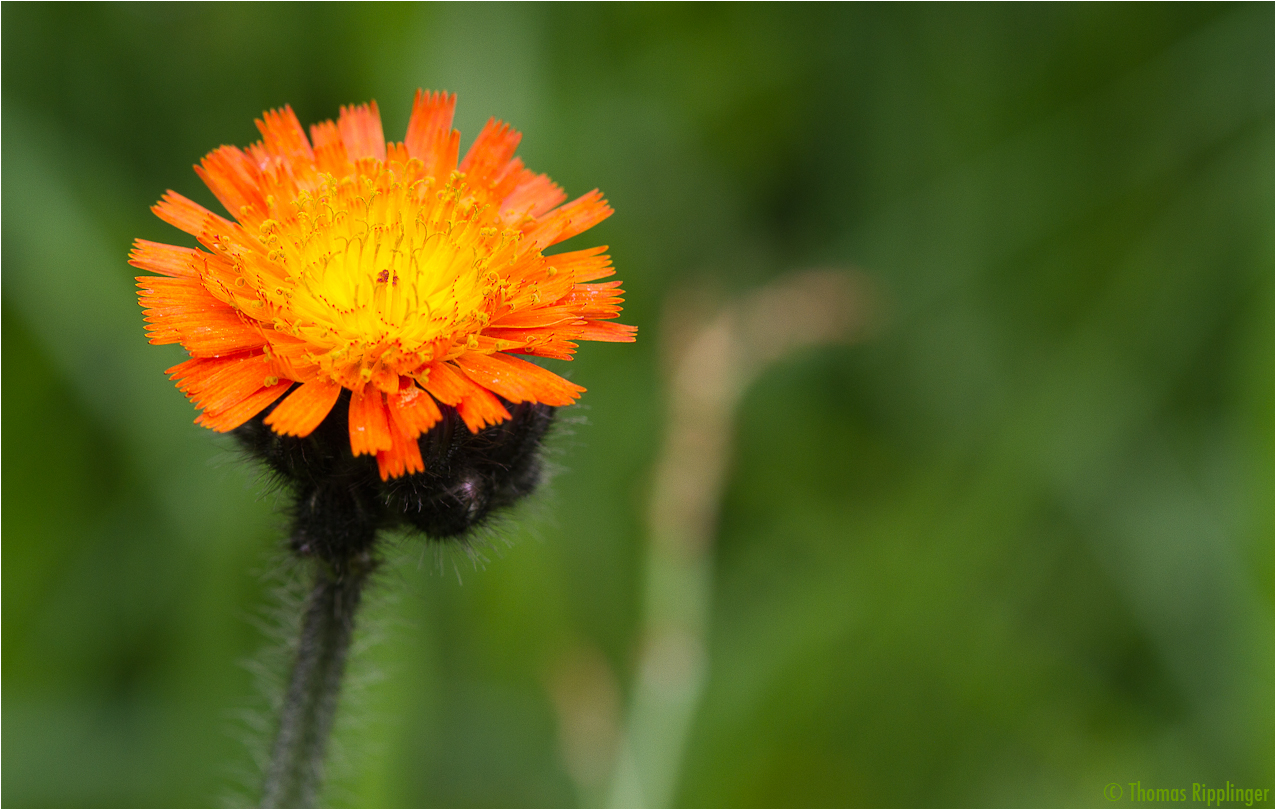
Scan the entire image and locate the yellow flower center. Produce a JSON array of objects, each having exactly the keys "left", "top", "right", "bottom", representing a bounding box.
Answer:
[{"left": 256, "top": 164, "right": 521, "bottom": 389}]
